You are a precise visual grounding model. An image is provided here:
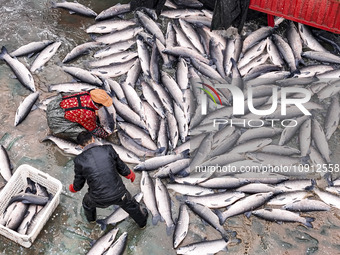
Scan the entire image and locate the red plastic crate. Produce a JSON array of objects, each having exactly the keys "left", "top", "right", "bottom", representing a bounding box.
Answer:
[{"left": 249, "top": 0, "right": 340, "bottom": 34}]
